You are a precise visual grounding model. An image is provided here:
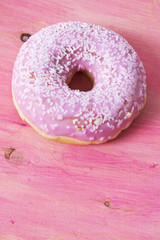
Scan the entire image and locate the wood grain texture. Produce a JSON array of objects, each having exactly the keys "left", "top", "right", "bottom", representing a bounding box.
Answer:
[{"left": 0, "top": 0, "right": 160, "bottom": 239}]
